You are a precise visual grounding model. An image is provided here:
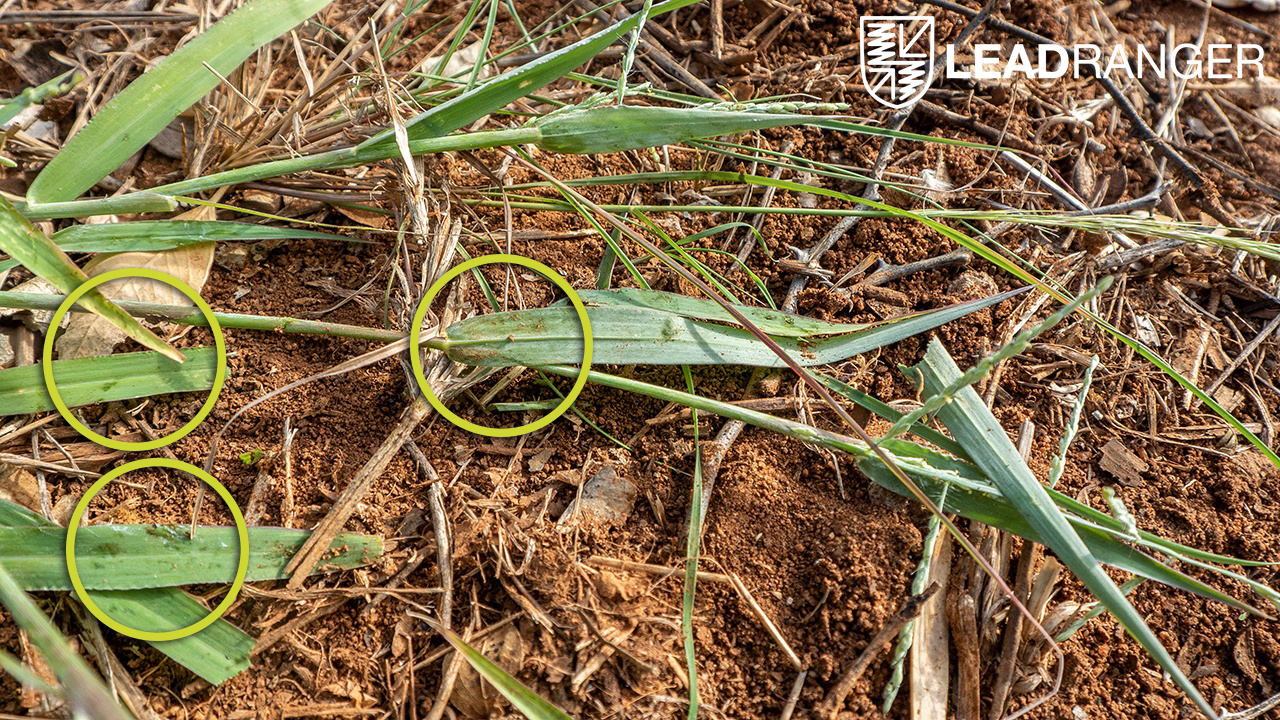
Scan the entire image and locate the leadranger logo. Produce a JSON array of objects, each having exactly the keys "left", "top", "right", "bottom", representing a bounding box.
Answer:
[{"left": 859, "top": 15, "right": 1266, "bottom": 109}]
